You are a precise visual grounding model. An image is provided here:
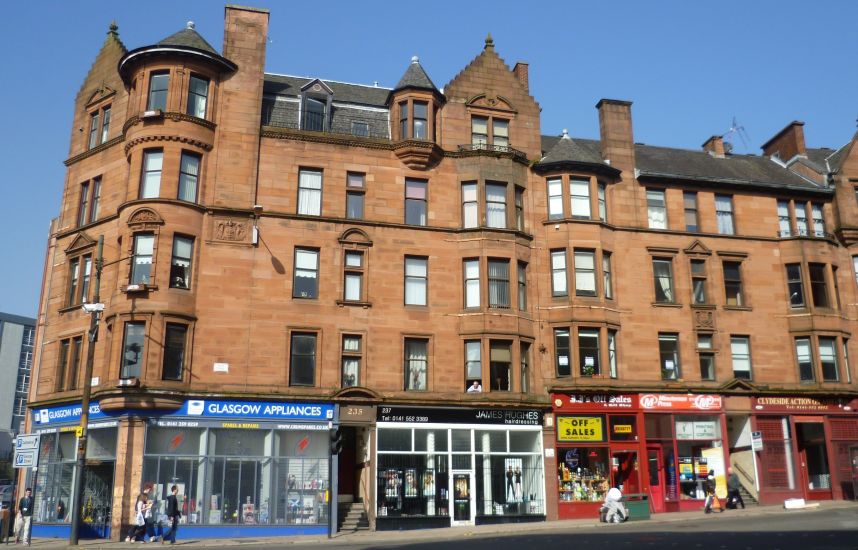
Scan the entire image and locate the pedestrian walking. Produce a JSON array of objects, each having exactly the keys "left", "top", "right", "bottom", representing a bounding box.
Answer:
[
  {"left": 161, "top": 485, "right": 181, "bottom": 545},
  {"left": 17, "top": 488, "right": 33, "bottom": 546},
  {"left": 125, "top": 493, "right": 148, "bottom": 542},
  {"left": 727, "top": 467, "right": 746, "bottom": 509},
  {"left": 703, "top": 470, "right": 723, "bottom": 514}
]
